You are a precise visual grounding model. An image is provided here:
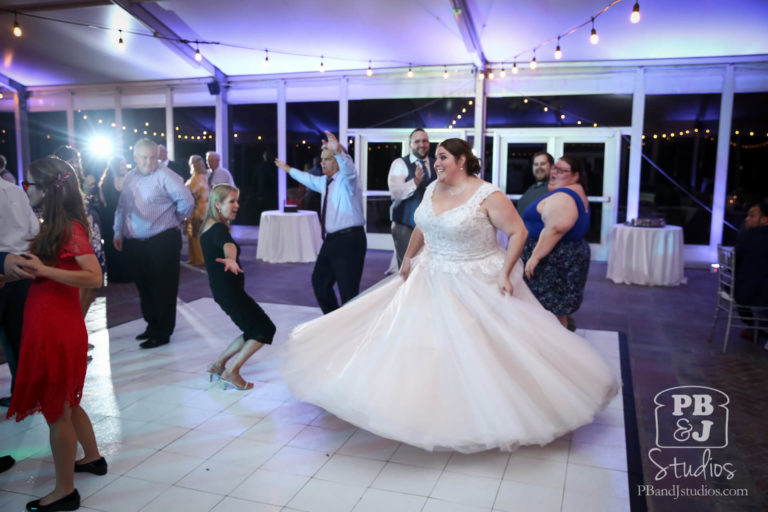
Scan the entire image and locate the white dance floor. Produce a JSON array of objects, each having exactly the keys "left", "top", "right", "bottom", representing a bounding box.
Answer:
[{"left": 0, "top": 298, "right": 630, "bottom": 512}]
